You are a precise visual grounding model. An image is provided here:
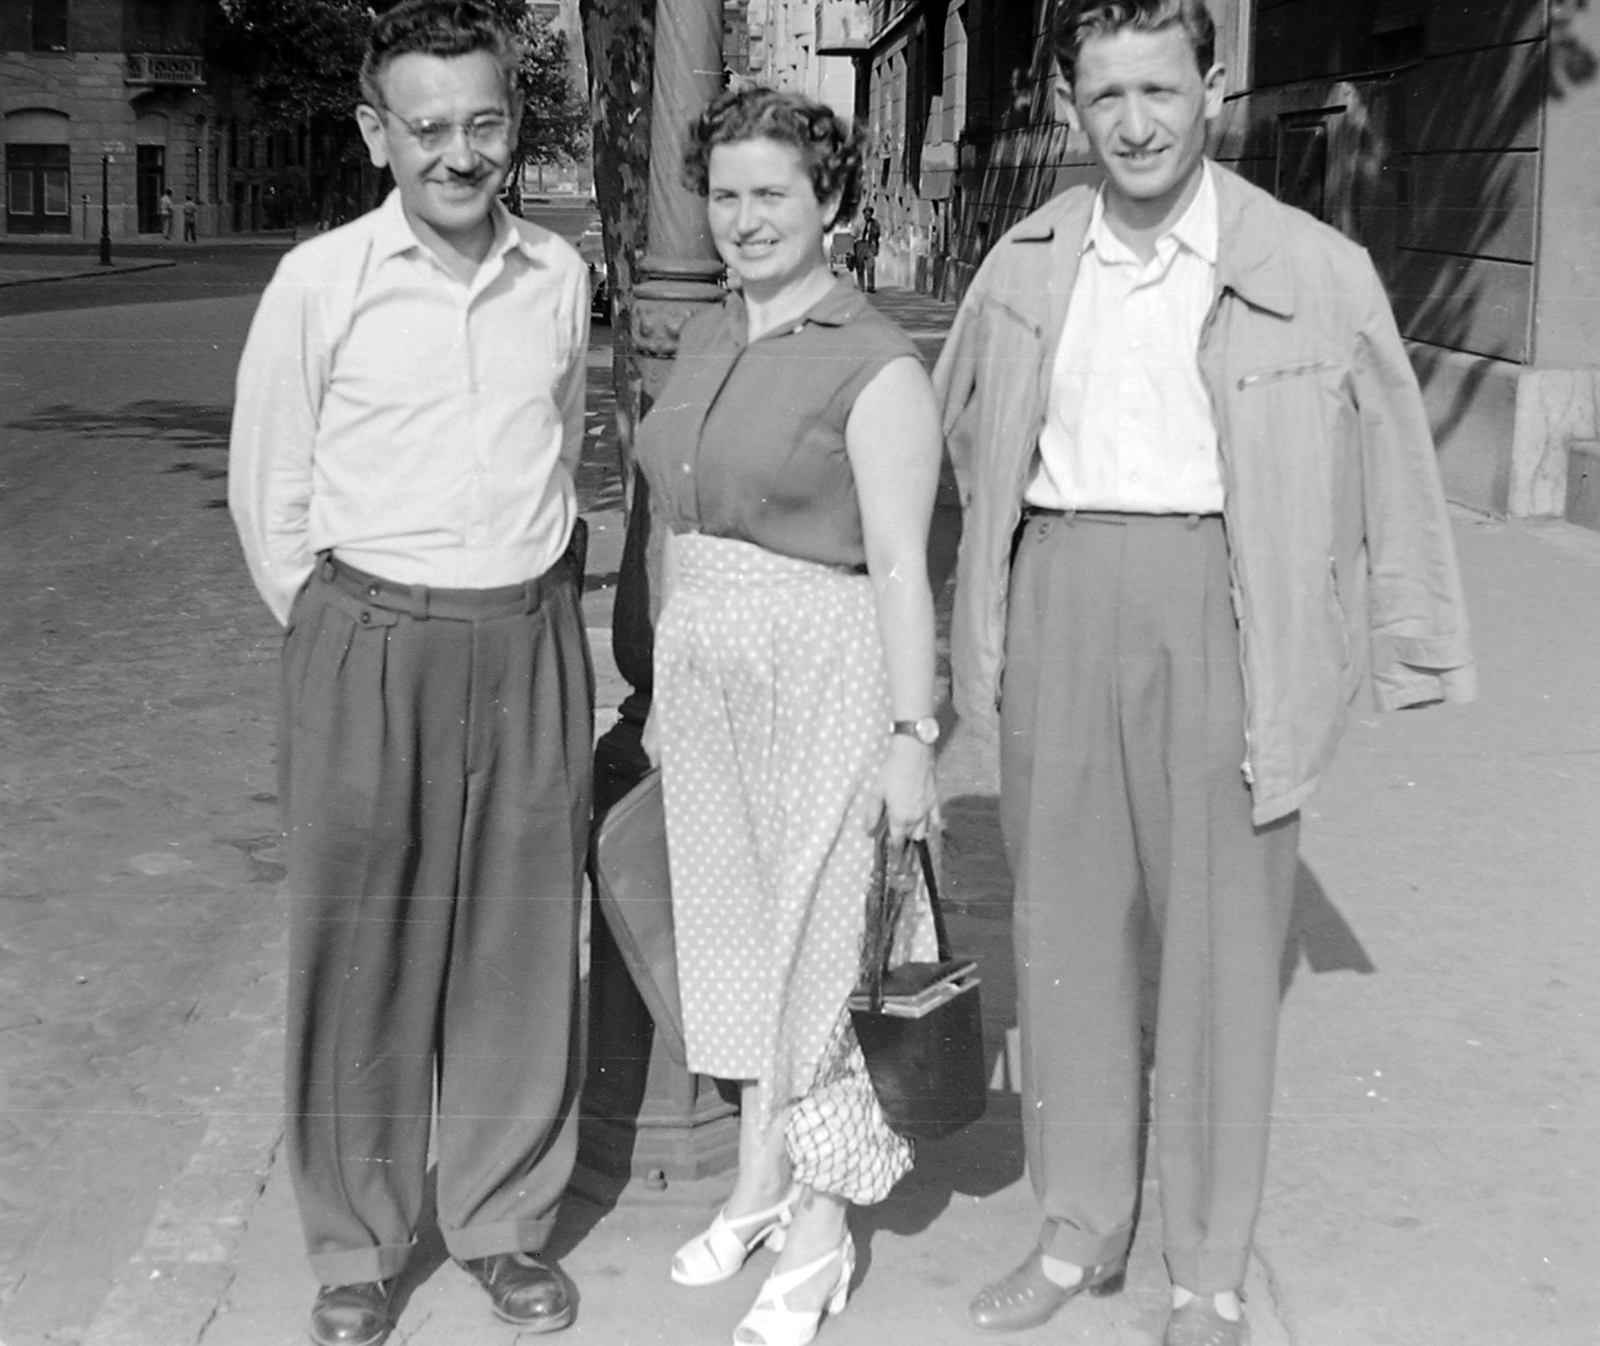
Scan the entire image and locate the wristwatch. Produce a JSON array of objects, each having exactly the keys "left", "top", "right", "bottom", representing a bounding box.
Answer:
[{"left": 891, "top": 716, "right": 940, "bottom": 746}]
